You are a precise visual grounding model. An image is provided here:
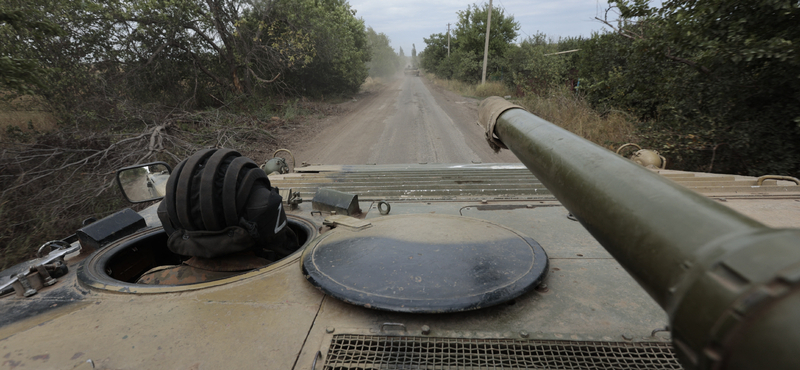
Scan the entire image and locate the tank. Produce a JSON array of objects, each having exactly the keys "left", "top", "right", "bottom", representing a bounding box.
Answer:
[{"left": 1, "top": 97, "right": 799, "bottom": 370}]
